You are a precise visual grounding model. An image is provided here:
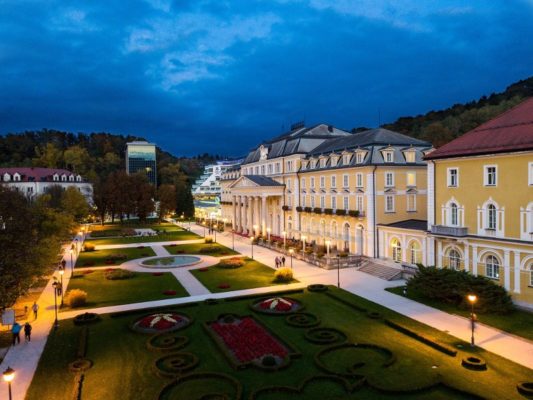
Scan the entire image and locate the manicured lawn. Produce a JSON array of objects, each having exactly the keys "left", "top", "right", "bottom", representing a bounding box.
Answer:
[
  {"left": 386, "top": 286, "right": 533, "bottom": 342},
  {"left": 164, "top": 242, "right": 239, "bottom": 257},
  {"left": 190, "top": 258, "right": 297, "bottom": 292},
  {"left": 86, "top": 230, "right": 200, "bottom": 246},
  {"left": 28, "top": 286, "right": 532, "bottom": 400},
  {"left": 62, "top": 269, "right": 188, "bottom": 310},
  {"left": 75, "top": 247, "right": 156, "bottom": 268}
]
